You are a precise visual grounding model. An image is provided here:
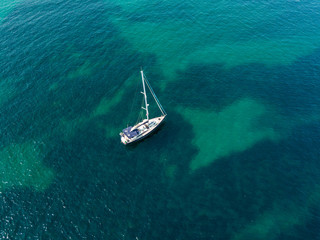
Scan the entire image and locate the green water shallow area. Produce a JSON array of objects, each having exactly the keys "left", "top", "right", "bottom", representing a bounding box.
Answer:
[
  {"left": 1, "top": 0, "right": 320, "bottom": 239},
  {"left": 109, "top": 0, "right": 320, "bottom": 79},
  {"left": 182, "top": 98, "right": 280, "bottom": 171}
]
